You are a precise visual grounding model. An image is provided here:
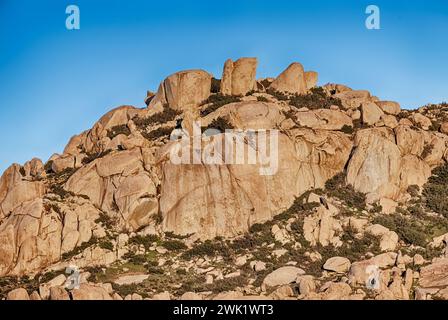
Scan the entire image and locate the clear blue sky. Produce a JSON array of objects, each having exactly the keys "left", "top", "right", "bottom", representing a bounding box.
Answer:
[{"left": 0, "top": 0, "right": 447, "bottom": 173}]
